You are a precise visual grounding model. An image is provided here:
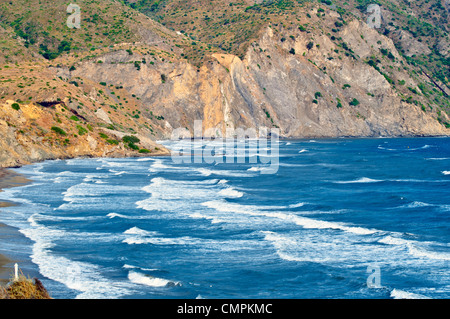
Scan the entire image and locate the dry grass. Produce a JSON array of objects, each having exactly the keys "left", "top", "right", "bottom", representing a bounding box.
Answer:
[{"left": 0, "top": 271, "right": 51, "bottom": 299}]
